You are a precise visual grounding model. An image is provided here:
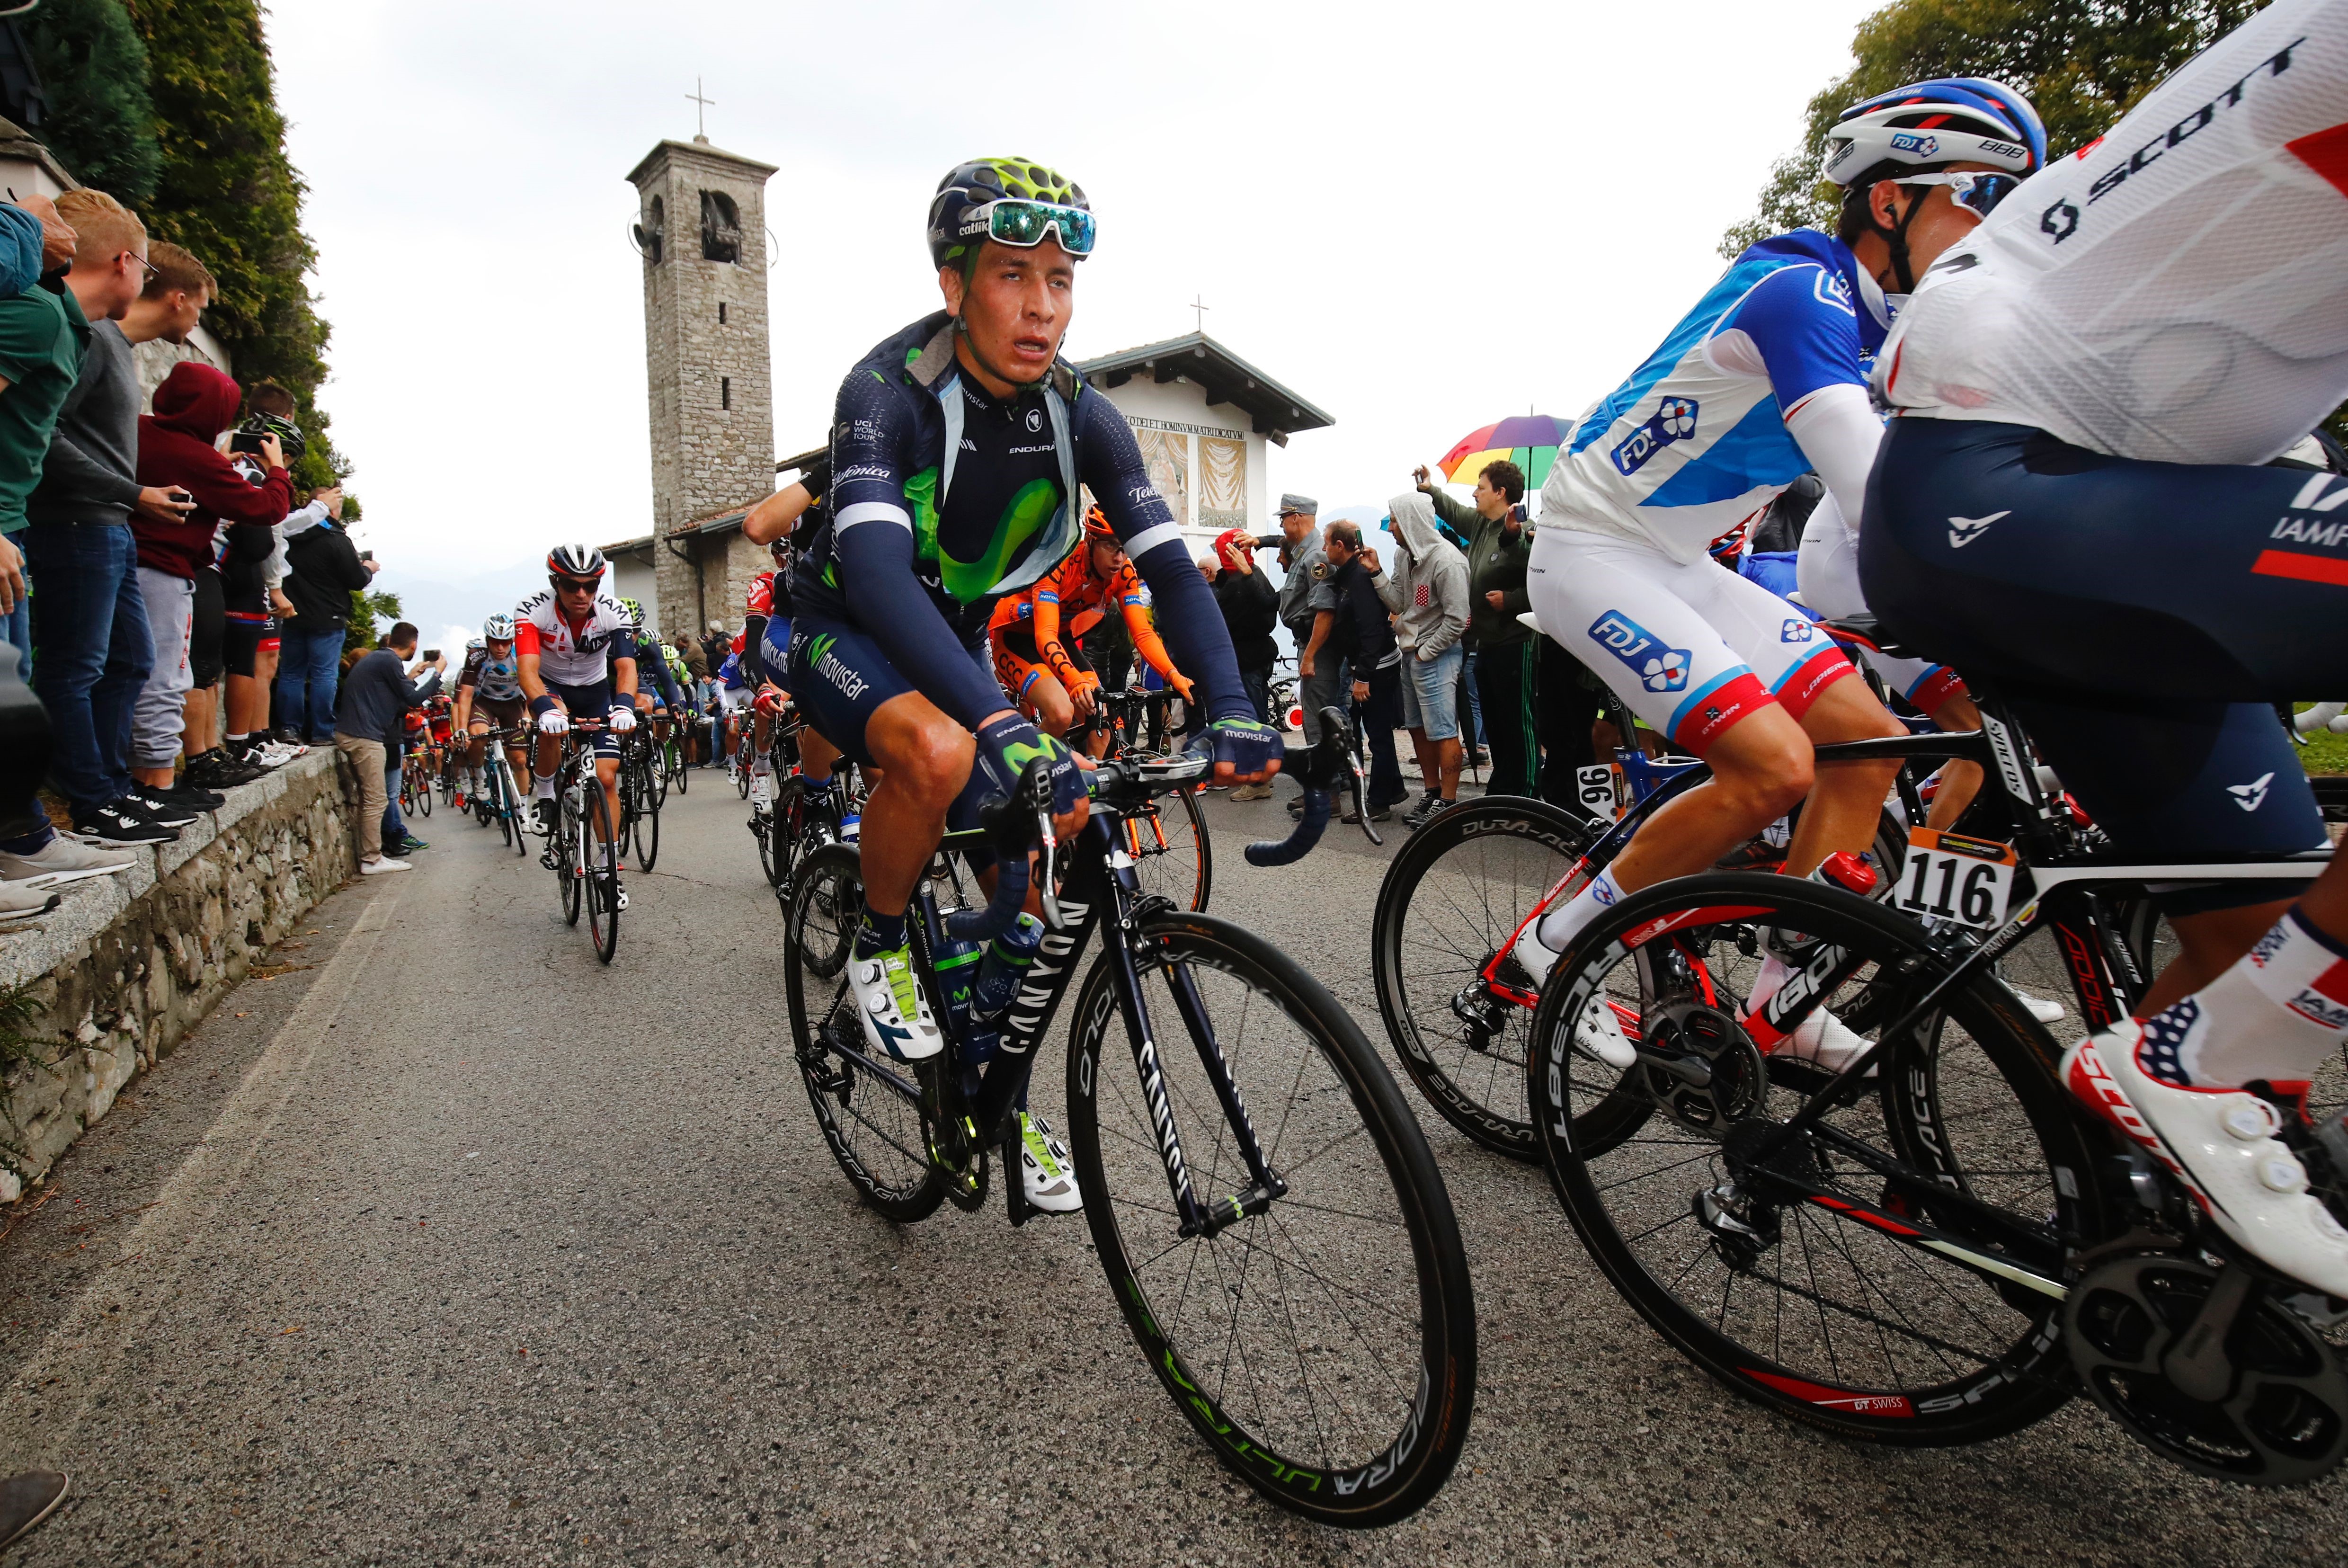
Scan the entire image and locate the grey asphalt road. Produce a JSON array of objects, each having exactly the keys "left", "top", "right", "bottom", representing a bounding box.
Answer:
[{"left": 1, "top": 768, "right": 2343, "bottom": 1567}]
